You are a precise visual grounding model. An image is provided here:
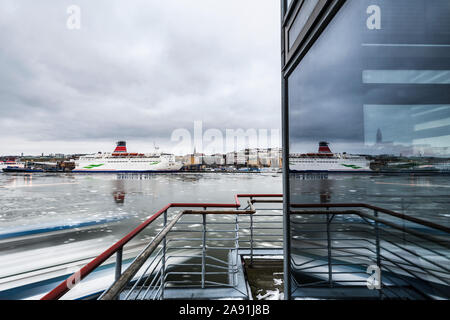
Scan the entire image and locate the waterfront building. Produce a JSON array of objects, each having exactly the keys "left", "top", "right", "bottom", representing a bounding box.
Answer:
[
  {"left": 182, "top": 152, "right": 204, "bottom": 166},
  {"left": 226, "top": 151, "right": 238, "bottom": 166},
  {"left": 267, "top": 148, "right": 282, "bottom": 168},
  {"left": 236, "top": 151, "right": 247, "bottom": 166},
  {"left": 179, "top": 149, "right": 281, "bottom": 169},
  {"left": 212, "top": 153, "right": 226, "bottom": 166},
  {"left": 202, "top": 154, "right": 217, "bottom": 166}
]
